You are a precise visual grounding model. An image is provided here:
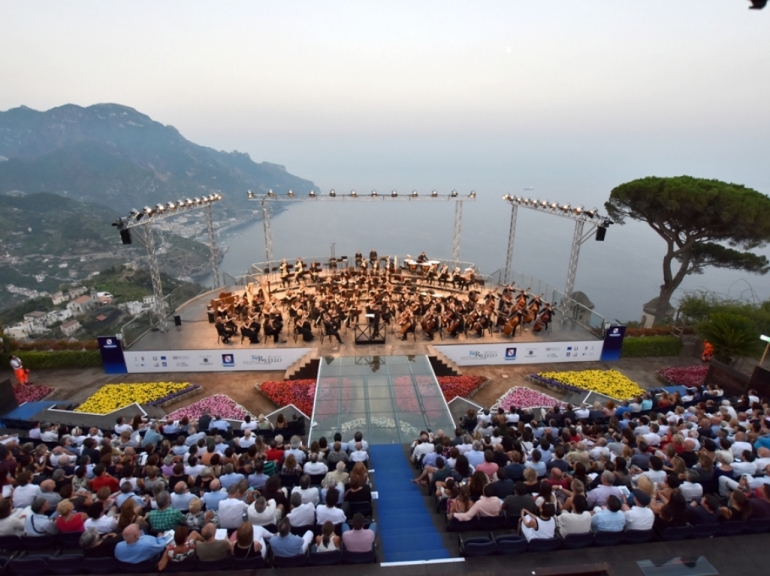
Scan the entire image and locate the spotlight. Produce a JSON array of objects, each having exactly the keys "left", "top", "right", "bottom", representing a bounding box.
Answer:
[
  {"left": 167, "top": 202, "right": 176, "bottom": 210},
  {"left": 431, "top": 190, "right": 438, "bottom": 198},
  {"left": 247, "top": 190, "right": 254, "bottom": 199},
  {"left": 194, "top": 197, "right": 202, "bottom": 205},
  {"left": 411, "top": 190, "right": 418, "bottom": 198},
  {"left": 371, "top": 190, "right": 378, "bottom": 197},
  {"left": 540, "top": 200, "right": 548, "bottom": 208},
  {"left": 550, "top": 202, "right": 558, "bottom": 209},
  {"left": 268, "top": 189, "right": 275, "bottom": 197},
  {"left": 451, "top": 190, "right": 458, "bottom": 197},
  {"left": 391, "top": 190, "right": 398, "bottom": 197},
  {"left": 309, "top": 190, "right": 316, "bottom": 198},
  {"left": 585, "top": 208, "right": 598, "bottom": 218},
  {"left": 560, "top": 204, "right": 570, "bottom": 212},
  {"left": 156, "top": 203, "right": 165, "bottom": 212},
  {"left": 350, "top": 190, "right": 358, "bottom": 197},
  {"left": 186, "top": 198, "right": 194, "bottom": 207},
  {"left": 502, "top": 194, "right": 511, "bottom": 201},
  {"left": 287, "top": 190, "right": 294, "bottom": 197},
  {"left": 573, "top": 206, "right": 583, "bottom": 215},
  {"left": 469, "top": 190, "right": 476, "bottom": 199},
  {"left": 329, "top": 189, "right": 336, "bottom": 197}
]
